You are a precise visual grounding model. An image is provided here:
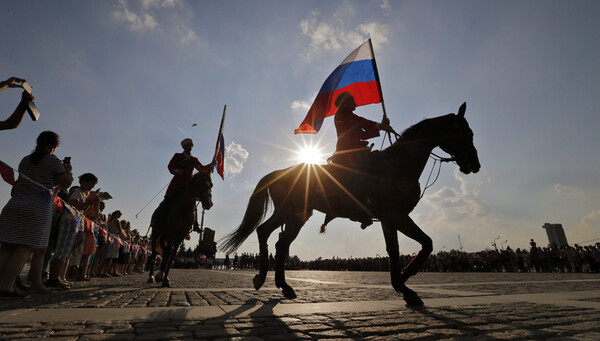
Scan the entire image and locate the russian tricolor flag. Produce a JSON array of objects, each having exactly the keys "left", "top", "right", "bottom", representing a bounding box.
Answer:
[
  {"left": 295, "top": 39, "right": 383, "bottom": 134},
  {"left": 213, "top": 105, "right": 226, "bottom": 180},
  {"left": 215, "top": 131, "right": 225, "bottom": 180}
]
